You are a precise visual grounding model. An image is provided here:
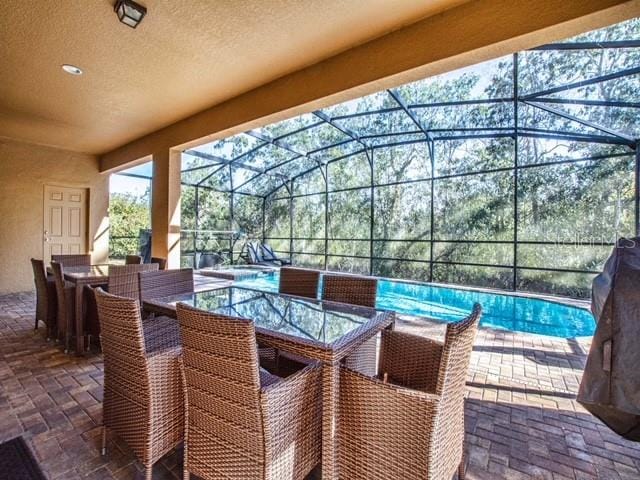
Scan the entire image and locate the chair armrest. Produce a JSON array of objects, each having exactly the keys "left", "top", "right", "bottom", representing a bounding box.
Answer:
[
  {"left": 260, "top": 363, "right": 322, "bottom": 463},
  {"left": 260, "top": 360, "right": 322, "bottom": 406},
  {"left": 379, "top": 330, "right": 443, "bottom": 393}
]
